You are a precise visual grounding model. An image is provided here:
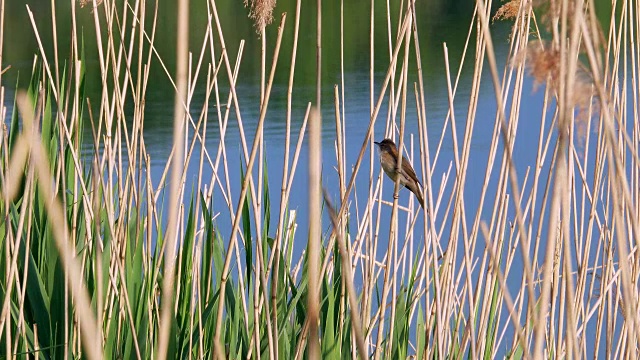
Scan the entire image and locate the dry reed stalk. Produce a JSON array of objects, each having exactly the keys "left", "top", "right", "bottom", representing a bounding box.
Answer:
[
  {"left": 90, "top": 158, "right": 105, "bottom": 355},
  {"left": 383, "top": 0, "right": 396, "bottom": 138},
  {"left": 480, "top": 222, "right": 531, "bottom": 359},
  {"left": 332, "top": 85, "right": 348, "bottom": 349},
  {"left": 365, "top": 173, "right": 384, "bottom": 349},
  {"left": 25, "top": 9, "right": 95, "bottom": 228},
  {"left": 320, "top": 7, "right": 411, "bottom": 270},
  {"left": 510, "top": 6, "right": 546, "bottom": 349},
  {"left": 207, "top": 42, "right": 245, "bottom": 212},
  {"left": 3, "top": 0, "right": 640, "bottom": 356},
  {"left": 475, "top": 0, "right": 545, "bottom": 354},
  {"left": 256, "top": 23, "right": 268, "bottom": 358},
  {"left": 0, "top": 142, "right": 35, "bottom": 352},
  {"left": 571, "top": 107, "right": 596, "bottom": 350},
  {"left": 180, "top": 63, "right": 225, "bottom": 195},
  {"left": 50, "top": 0, "right": 60, "bottom": 93},
  {"left": 350, "top": 168, "right": 383, "bottom": 251},
  {"left": 481, "top": 3, "right": 535, "bottom": 354},
  {"left": 270, "top": 0, "right": 302, "bottom": 350},
  {"left": 213, "top": 14, "right": 287, "bottom": 357},
  {"left": 207, "top": 0, "right": 255, "bottom": 216},
  {"left": 14, "top": 93, "right": 102, "bottom": 360},
  {"left": 156, "top": 0, "right": 189, "bottom": 357},
  {"left": 18, "top": 197, "right": 37, "bottom": 355},
  {"left": 202, "top": 7, "right": 266, "bottom": 304},
  {"left": 102, "top": 2, "right": 138, "bottom": 251},
  {"left": 293, "top": 13, "right": 412, "bottom": 359},
  {"left": 85, "top": 9, "right": 148, "bottom": 352},
  {"left": 509, "top": 0, "right": 639, "bottom": 356},
  {"left": 523, "top": 2, "right": 566, "bottom": 357},
  {"left": 339, "top": 0, "right": 346, "bottom": 196},
  {"left": 416, "top": 26, "right": 475, "bottom": 351},
  {"left": 254, "top": 225, "right": 276, "bottom": 359},
  {"left": 377, "top": 10, "right": 412, "bottom": 359},
  {"left": 429, "top": 2, "right": 484, "bottom": 353},
  {"left": 197, "top": 31, "right": 255, "bottom": 342},
  {"left": 32, "top": 4, "right": 109, "bottom": 351},
  {"left": 316, "top": 0, "right": 321, "bottom": 109},
  {"left": 323, "top": 191, "right": 368, "bottom": 359},
  {"left": 87, "top": 1, "right": 121, "bottom": 288},
  {"left": 244, "top": 22, "right": 281, "bottom": 351},
  {"left": 556, "top": 2, "right": 587, "bottom": 358},
  {"left": 49, "top": 17, "right": 71, "bottom": 338},
  {"left": 307, "top": 107, "right": 322, "bottom": 360},
  {"left": 440, "top": 40, "right": 464, "bottom": 355},
  {"left": 285, "top": 103, "right": 312, "bottom": 198},
  {"left": 443, "top": 42, "right": 479, "bottom": 358},
  {"left": 583, "top": 24, "right": 640, "bottom": 359},
  {"left": 168, "top": 37, "right": 227, "bottom": 245},
  {"left": 189, "top": 228, "right": 203, "bottom": 358},
  {"left": 112, "top": 0, "right": 144, "bottom": 203},
  {"left": 365, "top": 0, "right": 375, "bottom": 345},
  {"left": 430, "top": 0, "right": 524, "bottom": 354},
  {"left": 0, "top": 0, "right": 4, "bottom": 90},
  {"left": 201, "top": 14, "right": 228, "bottom": 204},
  {"left": 334, "top": 88, "right": 345, "bottom": 203},
  {"left": 190, "top": 63, "right": 216, "bottom": 359},
  {"left": 1, "top": 106, "right": 11, "bottom": 360},
  {"left": 411, "top": 81, "right": 432, "bottom": 333},
  {"left": 194, "top": 63, "right": 214, "bottom": 223}
]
